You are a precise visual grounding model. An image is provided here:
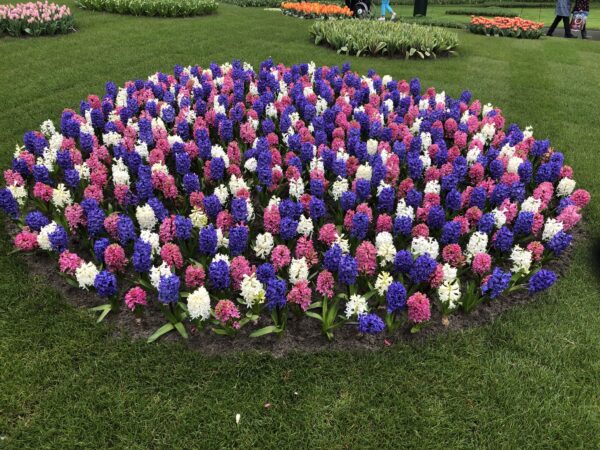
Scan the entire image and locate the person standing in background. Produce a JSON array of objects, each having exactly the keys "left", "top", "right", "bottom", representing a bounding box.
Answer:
[
  {"left": 572, "top": 0, "right": 590, "bottom": 39},
  {"left": 378, "top": 0, "right": 397, "bottom": 21},
  {"left": 547, "top": 0, "right": 574, "bottom": 37}
]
